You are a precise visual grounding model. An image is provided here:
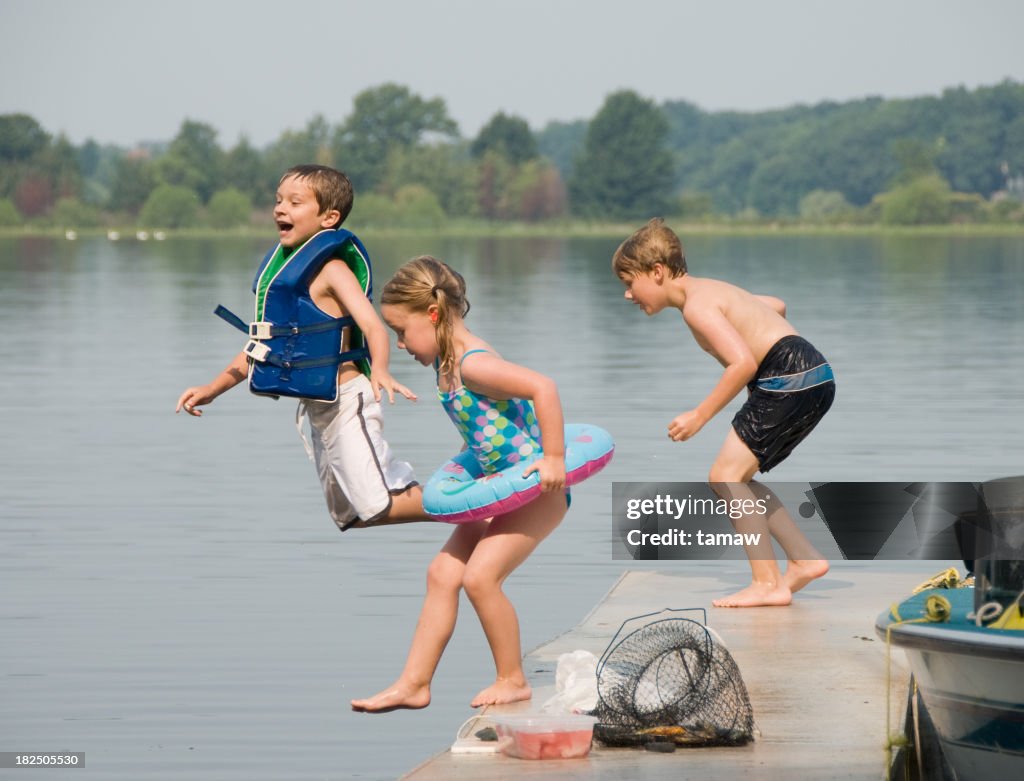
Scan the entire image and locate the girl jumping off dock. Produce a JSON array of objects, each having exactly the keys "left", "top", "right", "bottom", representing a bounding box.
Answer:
[{"left": 351, "top": 256, "right": 570, "bottom": 711}]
